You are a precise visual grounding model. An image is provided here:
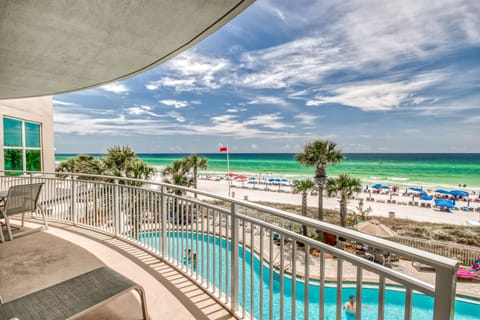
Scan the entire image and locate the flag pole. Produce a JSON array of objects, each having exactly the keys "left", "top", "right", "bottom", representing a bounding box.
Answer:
[
  {"left": 227, "top": 144, "right": 231, "bottom": 197},
  {"left": 226, "top": 144, "right": 230, "bottom": 175}
]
